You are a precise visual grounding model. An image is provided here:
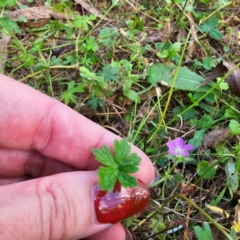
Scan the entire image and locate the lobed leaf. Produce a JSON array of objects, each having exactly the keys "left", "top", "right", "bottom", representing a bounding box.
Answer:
[
  {"left": 98, "top": 167, "right": 118, "bottom": 191},
  {"left": 114, "top": 138, "right": 131, "bottom": 164},
  {"left": 118, "top": 172, "right": 138, "bottom": 188},
  {"left": 119, "top": 153, "right": 141, "bottom": 172},
  {"left": 92, "top": 146, "right": 118, "bottom": 167}
]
